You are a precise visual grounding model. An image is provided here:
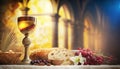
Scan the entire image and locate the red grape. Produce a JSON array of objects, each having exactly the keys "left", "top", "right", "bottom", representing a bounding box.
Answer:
[{"left": 75, "top": 48, "right": 104, "bottom": 65}]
